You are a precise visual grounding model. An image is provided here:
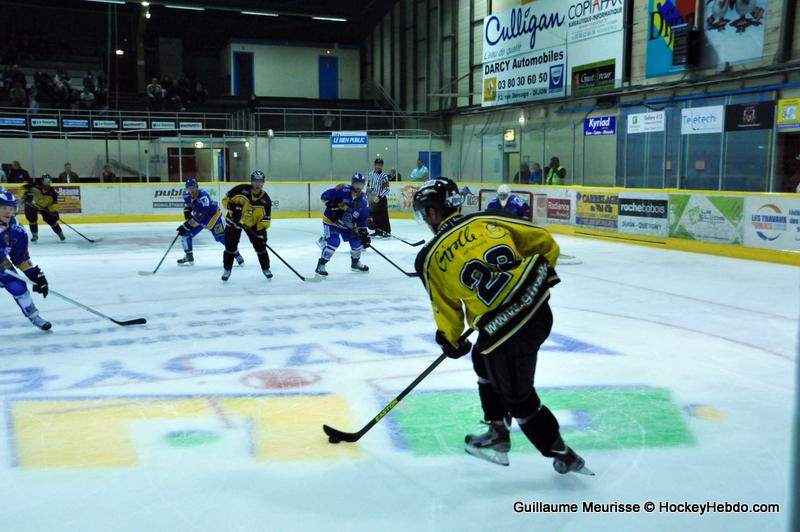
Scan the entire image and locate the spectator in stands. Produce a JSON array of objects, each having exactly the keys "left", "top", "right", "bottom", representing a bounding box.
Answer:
[
  {"left": 0, "top": 65, "right": 11, "bottom": 97},
  {"left": 193, "top": 81, "right": 207, "bottom": 105},
  {"left": 10, "top": 65, "right": 25, "bottom": 88},
  {"left": 83, "top": 71, "right": 96, "bottom": 91},
  {"left": 79, "top": 87, "right": 95, "bottom": 109},
  {"left": 545, "top": 157, "right": 567, "bottom": 185},
  {"left": 59, "top": 163, "right": 79, "bottom": 183},
  {"left": 147, "top": 77, "right": 164, "bottom": 109},
  {"left": 167, "top": 79, "right": 186, "bottom": 111},
  {"left": 10, "top": 82, "right": 26, "bottom": 107},
  {"left": 409, "top": 159, "right": 429, "bottom": 181},
  {"left": 529, "top": 162, "right": 544, "bottom": 184},
  {"left": 8, "top": 161, "right": 31, "bottom": 183},
  {"left": 514, "top": 162, "right": 531, "bottom": 184},
  {"left": 0, "top": 167, "right": 6, "bottom": 183},
  {"left": 102, "top": 164, "right": 116, "bottom": 183},
  {"left": 54, "top": 70, "right": 71, "bottom": 107},
  {"left": 27, "top": 90, "right": 40, "bottom": 114},
  {"left": 388, "top": 168, "right": 401, "bottom": 181}
]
